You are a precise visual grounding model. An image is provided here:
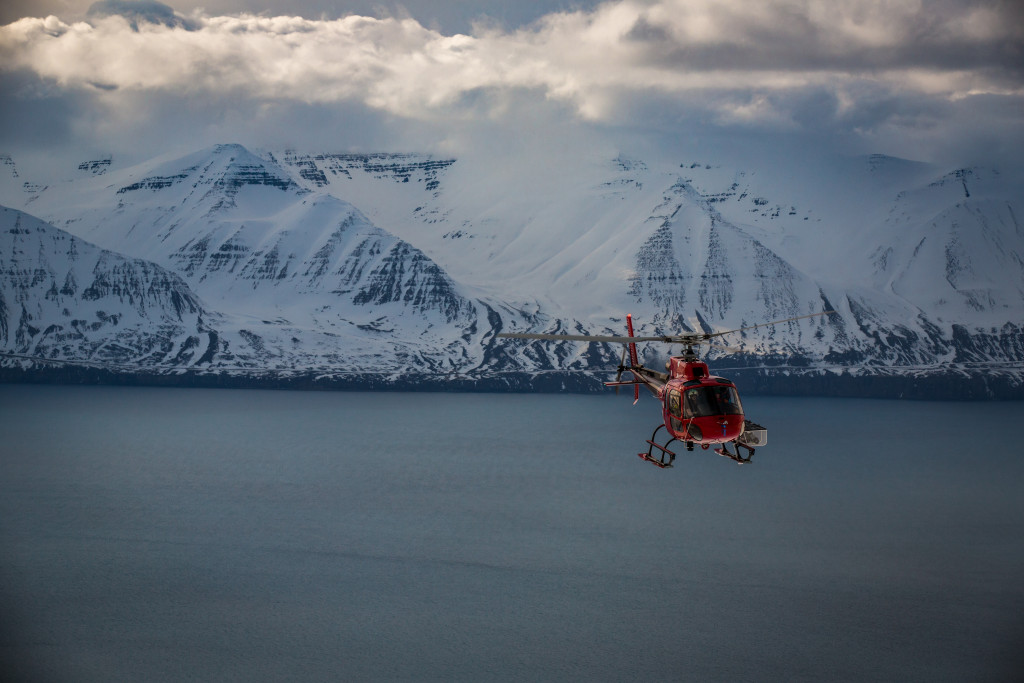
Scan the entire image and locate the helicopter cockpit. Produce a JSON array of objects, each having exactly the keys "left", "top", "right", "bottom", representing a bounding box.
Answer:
[{"left": 682, "top": 383, "right": 743, "bottom": 418}]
